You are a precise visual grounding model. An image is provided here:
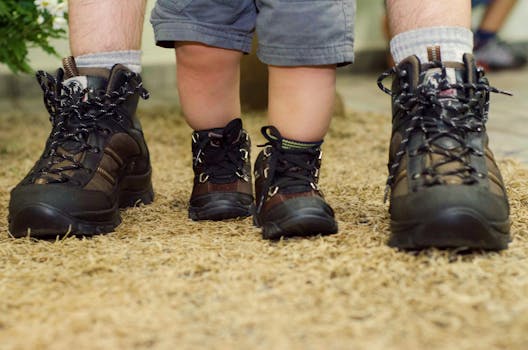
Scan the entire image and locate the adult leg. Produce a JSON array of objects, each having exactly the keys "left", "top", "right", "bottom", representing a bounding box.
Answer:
[
  {"left": 387, "top": 0, "right": 470, "bottom": 36},
  {"left": 381, "top": 0, "right": 511, "bottom": 249},
  {"left": 68, "top": 0, "right": 146, "bottom": 72},
  {"left": 387, "top": 0, "right": 472, "bottom": 63},
  {"left": 473, "top": 0, "right": 525, "bottom": 70},
  {"left": 8, "top": 0, "right": 153, "bottom": 238},
  {"left": 69, "top": 0, "right": 146, "bottom": 56},
  {"left": 478, "top": 0, "right": 518, "bottom": 33}
]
